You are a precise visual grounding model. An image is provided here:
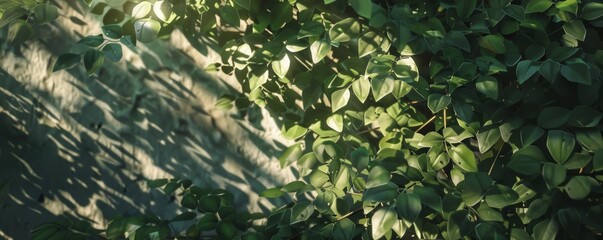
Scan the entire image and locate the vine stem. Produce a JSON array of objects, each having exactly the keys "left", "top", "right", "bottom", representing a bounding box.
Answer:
[
  {"left": 415, "top": 115, "right": 436, "bottom": 133},
  {"left": 488, "top": 145, "right": 503, "bottom": 175}
]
